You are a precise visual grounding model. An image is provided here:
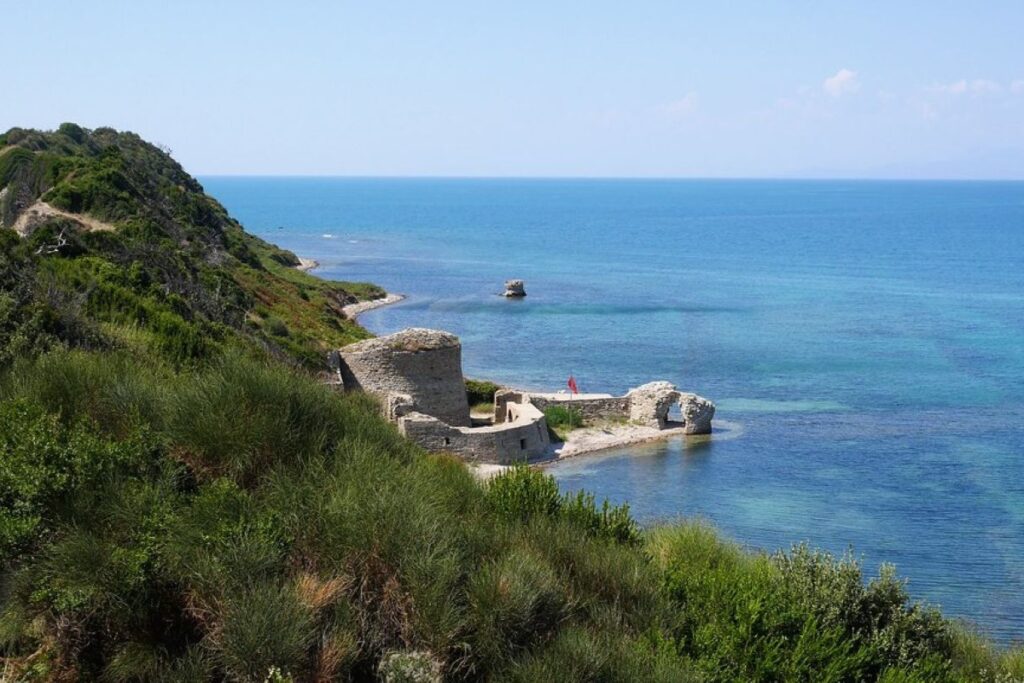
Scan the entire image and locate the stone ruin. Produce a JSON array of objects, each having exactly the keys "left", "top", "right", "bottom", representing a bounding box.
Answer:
[
  {"left": 336, "top": 328, "right": 471, "bottom": 427},
  {"left": 336, "top": 328, "right": 549, "bottom": 464},
  {"left": 334, "top": 327, "right": 715, "bottom": 464},
  {"left": 501, "top": 382, "right": 715, "bottom": 435},
  {"left": 626, "top": 381, "right": 716, "bottom": 434},
  {"left": 503, "top": 279, "right": 526, "bottom": 297}
]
